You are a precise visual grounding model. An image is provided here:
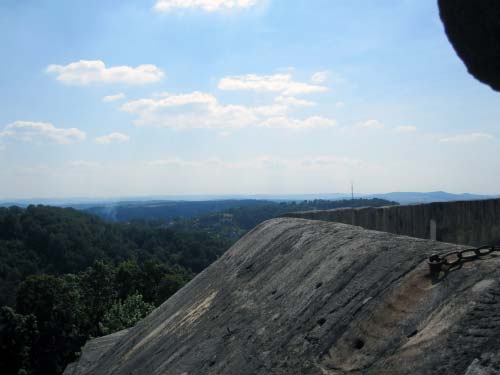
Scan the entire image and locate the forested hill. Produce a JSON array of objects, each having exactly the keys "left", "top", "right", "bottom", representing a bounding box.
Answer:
[
  {"left": 0, "top": 205, "right": 230, "bottom": 375},
  {"left": 0, "top": 205, "right": 230, "bottom": 307},
  {"left": 0, "top": 205, "right": 208, "bottom": 374},
  {"left": 84, "top": 199, "right": 275, "bottom": 222},
  {"left": 85, "top": 198, "right": 396, "bottom": 223}
]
